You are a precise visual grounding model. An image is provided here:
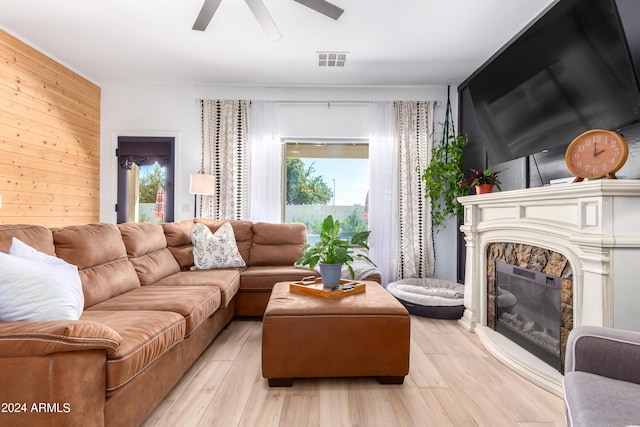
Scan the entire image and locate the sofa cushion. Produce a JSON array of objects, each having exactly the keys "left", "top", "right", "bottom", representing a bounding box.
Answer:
[
  {"left": 240, "top": 265, "right": 318, "bottom": 290},
  {"left": 191, "top": 222, "right": 246, "bottom": 269},
  {"left": 151, "top": 269, "right": 240, "bottom": 308},
  {"left": 0, "top": 239, "right": 84, "bottom": 321},
  {"left": 87, "top": 286, "right": 221, "bottom": 336},
  {"left": 564, "top": 371, "right": 640, "bottom": 427},
  {"left": 53, "top": 224, "right": 141, "bottom": 308},
  {"left": 162, "top": 220, "right": 195, "bottom": 270},
  {"left": 249, "top": 222, "right": 307, "bottom": 266},
  {"left": 80, "top": 310, "right": 185, "bottom": 393},
  {"left": 118, "top": 222, "right": 181, "bottom": 285},
  {"left": 194, "top": 219, "right": 253, "bottom": 264},
  {"left": 0, "top": 224, "right": 55, "bottom": 255}
]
